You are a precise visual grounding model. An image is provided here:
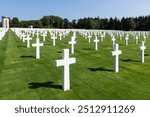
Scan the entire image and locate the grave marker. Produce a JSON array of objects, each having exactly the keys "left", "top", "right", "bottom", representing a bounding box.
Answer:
[
  {"left": 32, "top": 38, "right": 44, "bottom": 59},
  {"left": 93, "top": 35, "right": 99, "bottom": 50},
  {"left": 140, "top": 41, "right": 146, "bottom": 63},
  {"left": 125, "top": 35, "right": 129, "bottom": 46},
  {"left": 69, "top": 36, "right": 76, "bottom": 54},
  {"left": 111, "top": 44, "right": 122, "bottom": 73},
  {"left": 25, "top": 34, "right": 32, "bottom": 48},
  {"left": 56, "top": 49, "right": 76, "bottom": 91},
  {"left": 51, "top": 34, "right": 57, "bottom": 46}
]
